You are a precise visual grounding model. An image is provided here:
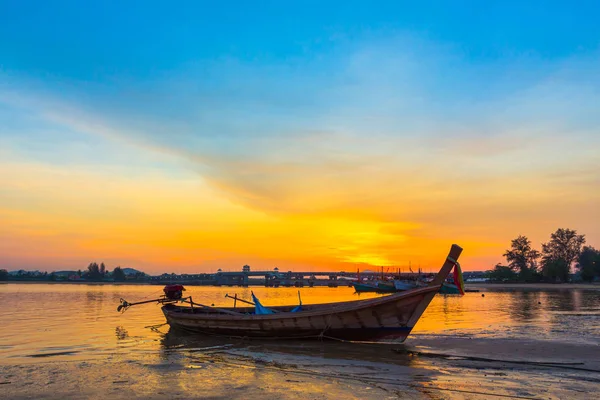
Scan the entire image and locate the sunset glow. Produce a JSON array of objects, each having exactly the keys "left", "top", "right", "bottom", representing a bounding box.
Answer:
[{"left": 1, "top": 2, "right": 599, "bottom": 273}]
